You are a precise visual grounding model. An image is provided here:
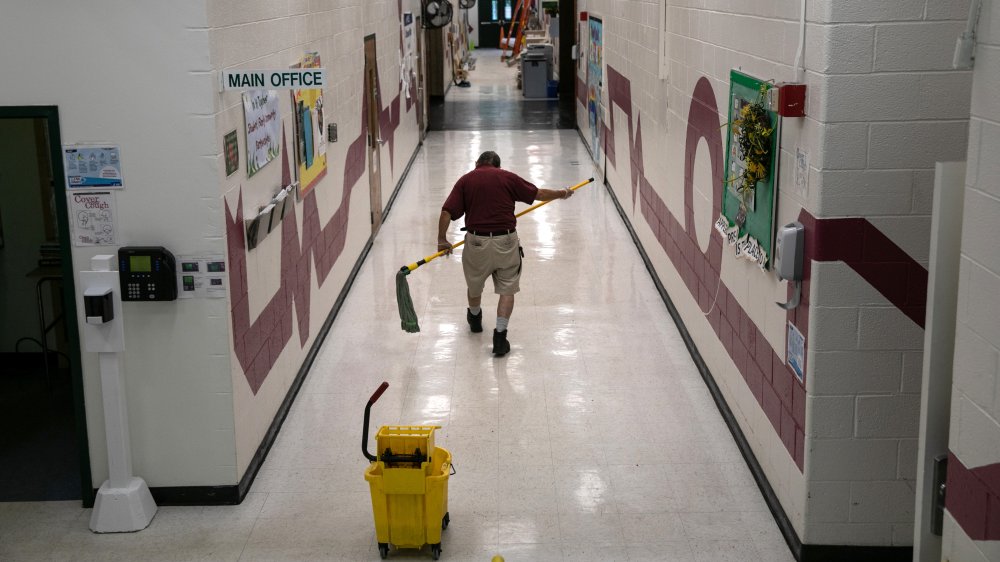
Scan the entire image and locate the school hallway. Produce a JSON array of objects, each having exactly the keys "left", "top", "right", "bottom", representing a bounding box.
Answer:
[{"left": 0, "top": 129, "right": 791, "bottom": 561}]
